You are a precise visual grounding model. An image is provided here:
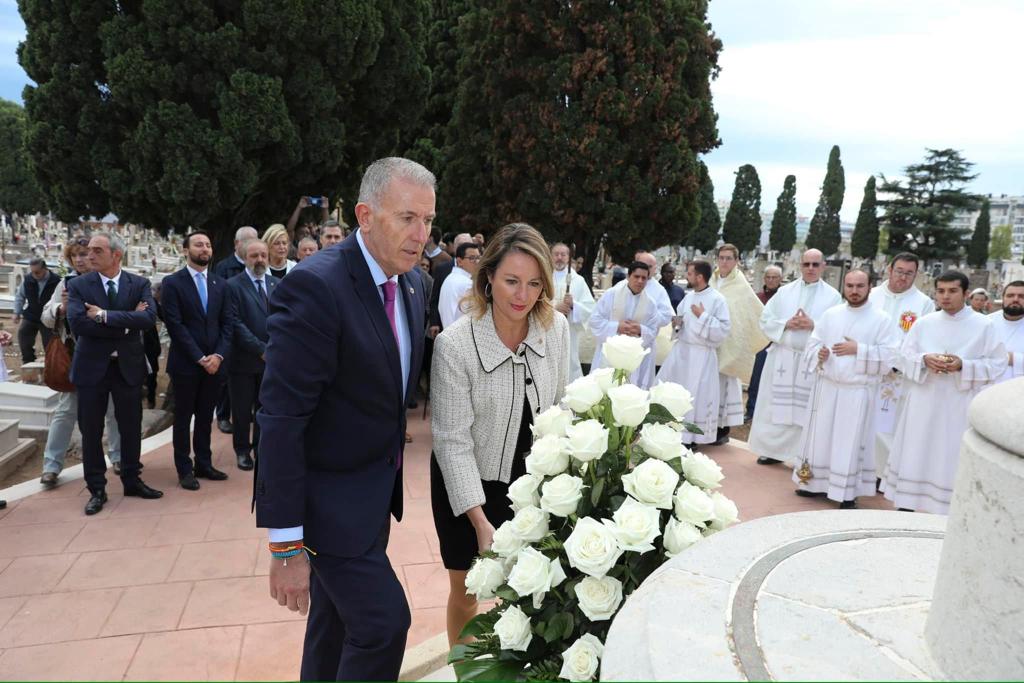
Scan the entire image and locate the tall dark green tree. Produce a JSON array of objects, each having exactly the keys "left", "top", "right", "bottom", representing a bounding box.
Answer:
[
  {"left": 878, "top": 148, "right": 979, "bottom": 260},
  {"left": 443, "top": 0, "right": 722, "bottom": 274},
  {"left": 722, "top": 164, "right": 761, "bottom": 254},
  {"left": 688, "top": 162, "right": 720, "bottom": 253},
  {"left": 18, "top": 1, "right": 430, "bottom": 249},
  {"left": 966, "top": 198, "right": 991, "bottom": 268},
  {"left": 805, "top": 144, "right": 844, "bottom": 256},
  {"left": 768, "top": 174, "right": 796, "bottom": 253},
  {"left": 0, "top": 99, "right": 46, "bottom": 214},
  {"left": 850, "top": 175, "right": 880, "bottom": 260}
]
